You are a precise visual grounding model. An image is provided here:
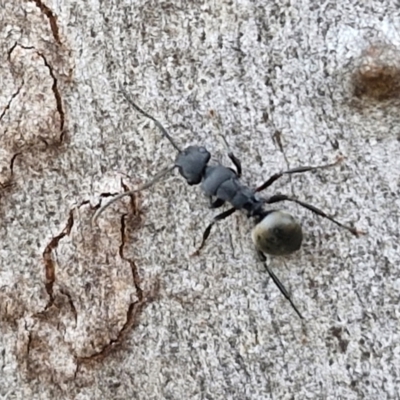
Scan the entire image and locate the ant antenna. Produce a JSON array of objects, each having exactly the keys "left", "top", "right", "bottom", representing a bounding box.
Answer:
[
  {"left": 92, "top": 165, "right": 175, "bottom": 224},
  {"left": 257, "top": 251, "right": 304, "bottom": 320},
  {"left": 119, "top": 85, "right": 182, "bottom": 153}
]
